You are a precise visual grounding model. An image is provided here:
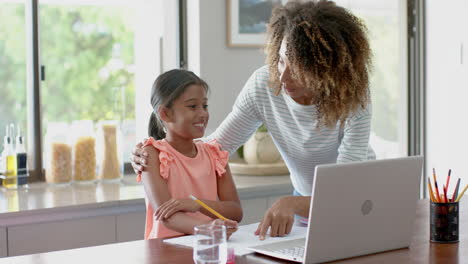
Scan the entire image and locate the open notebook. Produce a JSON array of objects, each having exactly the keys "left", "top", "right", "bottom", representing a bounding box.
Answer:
[{"left": 164, "top": 222, "right": 307, "bottom": 256}]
